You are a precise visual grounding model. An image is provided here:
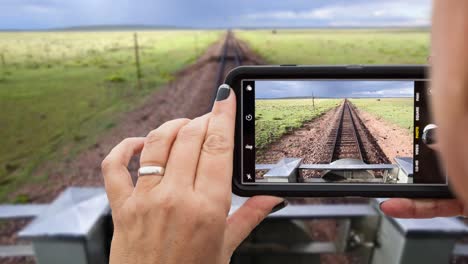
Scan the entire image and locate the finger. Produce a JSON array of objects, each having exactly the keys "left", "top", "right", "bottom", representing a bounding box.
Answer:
[
  {"left": 195, "top": 85, "right": 236, "bottom": 198},
  {"left": 101, "top": 137, "right": 145, "bottom": 208},
  {"left": 164, "top": 114, "right": 210, "bottom": 188},
  {"left": 380, "top": 198, "right": 464, "bottom": 218},
  {"left": 136, "top": 118, "right": 190, "bottom": 193},
  {"left": 225, "top": 196, "right": 285, "bottom": 251}
]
